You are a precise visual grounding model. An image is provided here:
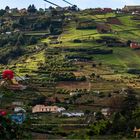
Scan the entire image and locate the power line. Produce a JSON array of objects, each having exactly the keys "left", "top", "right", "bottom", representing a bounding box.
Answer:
[{"left": 44, "top": 0, "right": 62, "bottom": 8}]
